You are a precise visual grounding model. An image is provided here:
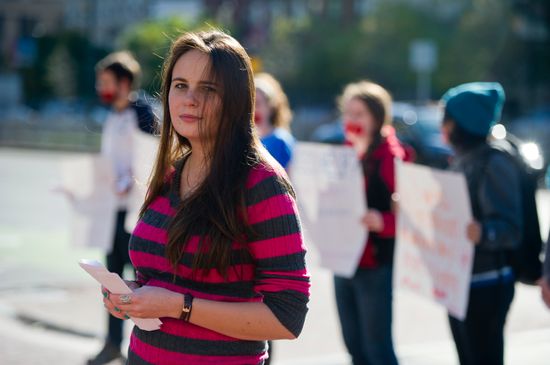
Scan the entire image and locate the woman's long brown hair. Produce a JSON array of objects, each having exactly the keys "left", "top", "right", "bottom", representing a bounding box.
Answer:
[{"left": 140, "top": 30, "right": 266, "bottom": 277}]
